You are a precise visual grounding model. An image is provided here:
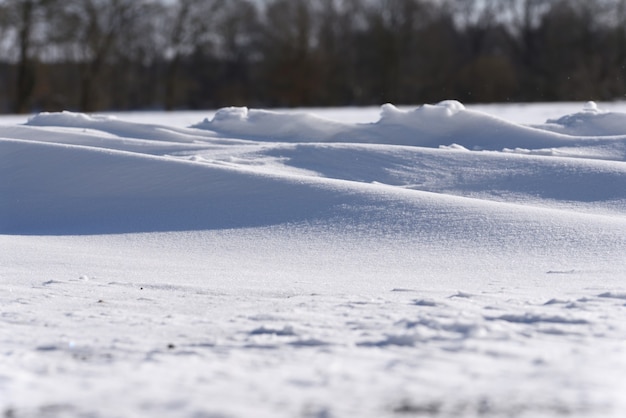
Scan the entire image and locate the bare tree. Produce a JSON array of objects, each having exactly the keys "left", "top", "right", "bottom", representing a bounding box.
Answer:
[
  {"left": 211, "top": 0, "right": 260, "bottom": 105},
  {"left": 0, "top": 0, "right": 625, "bottom": 111},
  {"left": 311, "top": 0, "right": 371, "bottom": 104},
  {"left": 49, "top": 0, "right": 150, "bottom": 112},
  {"left": 159, "top": 0, "right": 224, "bottom": 110},
  {"left": 1, "top": 0, "right": 56, "bottom": 113},
  {"left": 256, "top": 0, "right": 321, "bottom": 106},
  {"left": 14, "top": 0, "right": 36, "bottom": 113}
]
